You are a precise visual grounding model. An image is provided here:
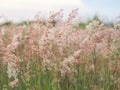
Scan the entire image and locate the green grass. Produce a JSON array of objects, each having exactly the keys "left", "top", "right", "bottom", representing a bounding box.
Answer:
[{"left": 0, "top": 52, "right": 120, "bottom": 90}]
